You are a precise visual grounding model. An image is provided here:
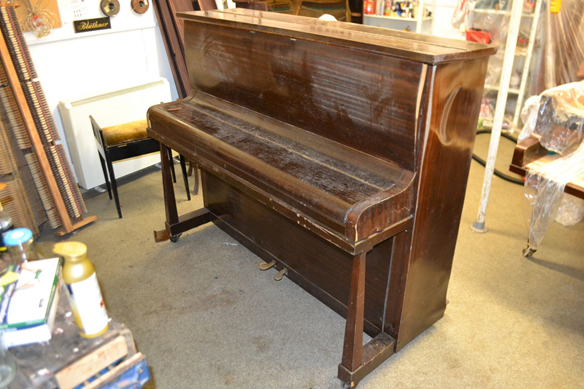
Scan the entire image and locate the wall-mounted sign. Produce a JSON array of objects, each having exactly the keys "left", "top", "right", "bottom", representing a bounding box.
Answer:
[{"left": 73, "top": 17, "right": 111, "bottom": 33}]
